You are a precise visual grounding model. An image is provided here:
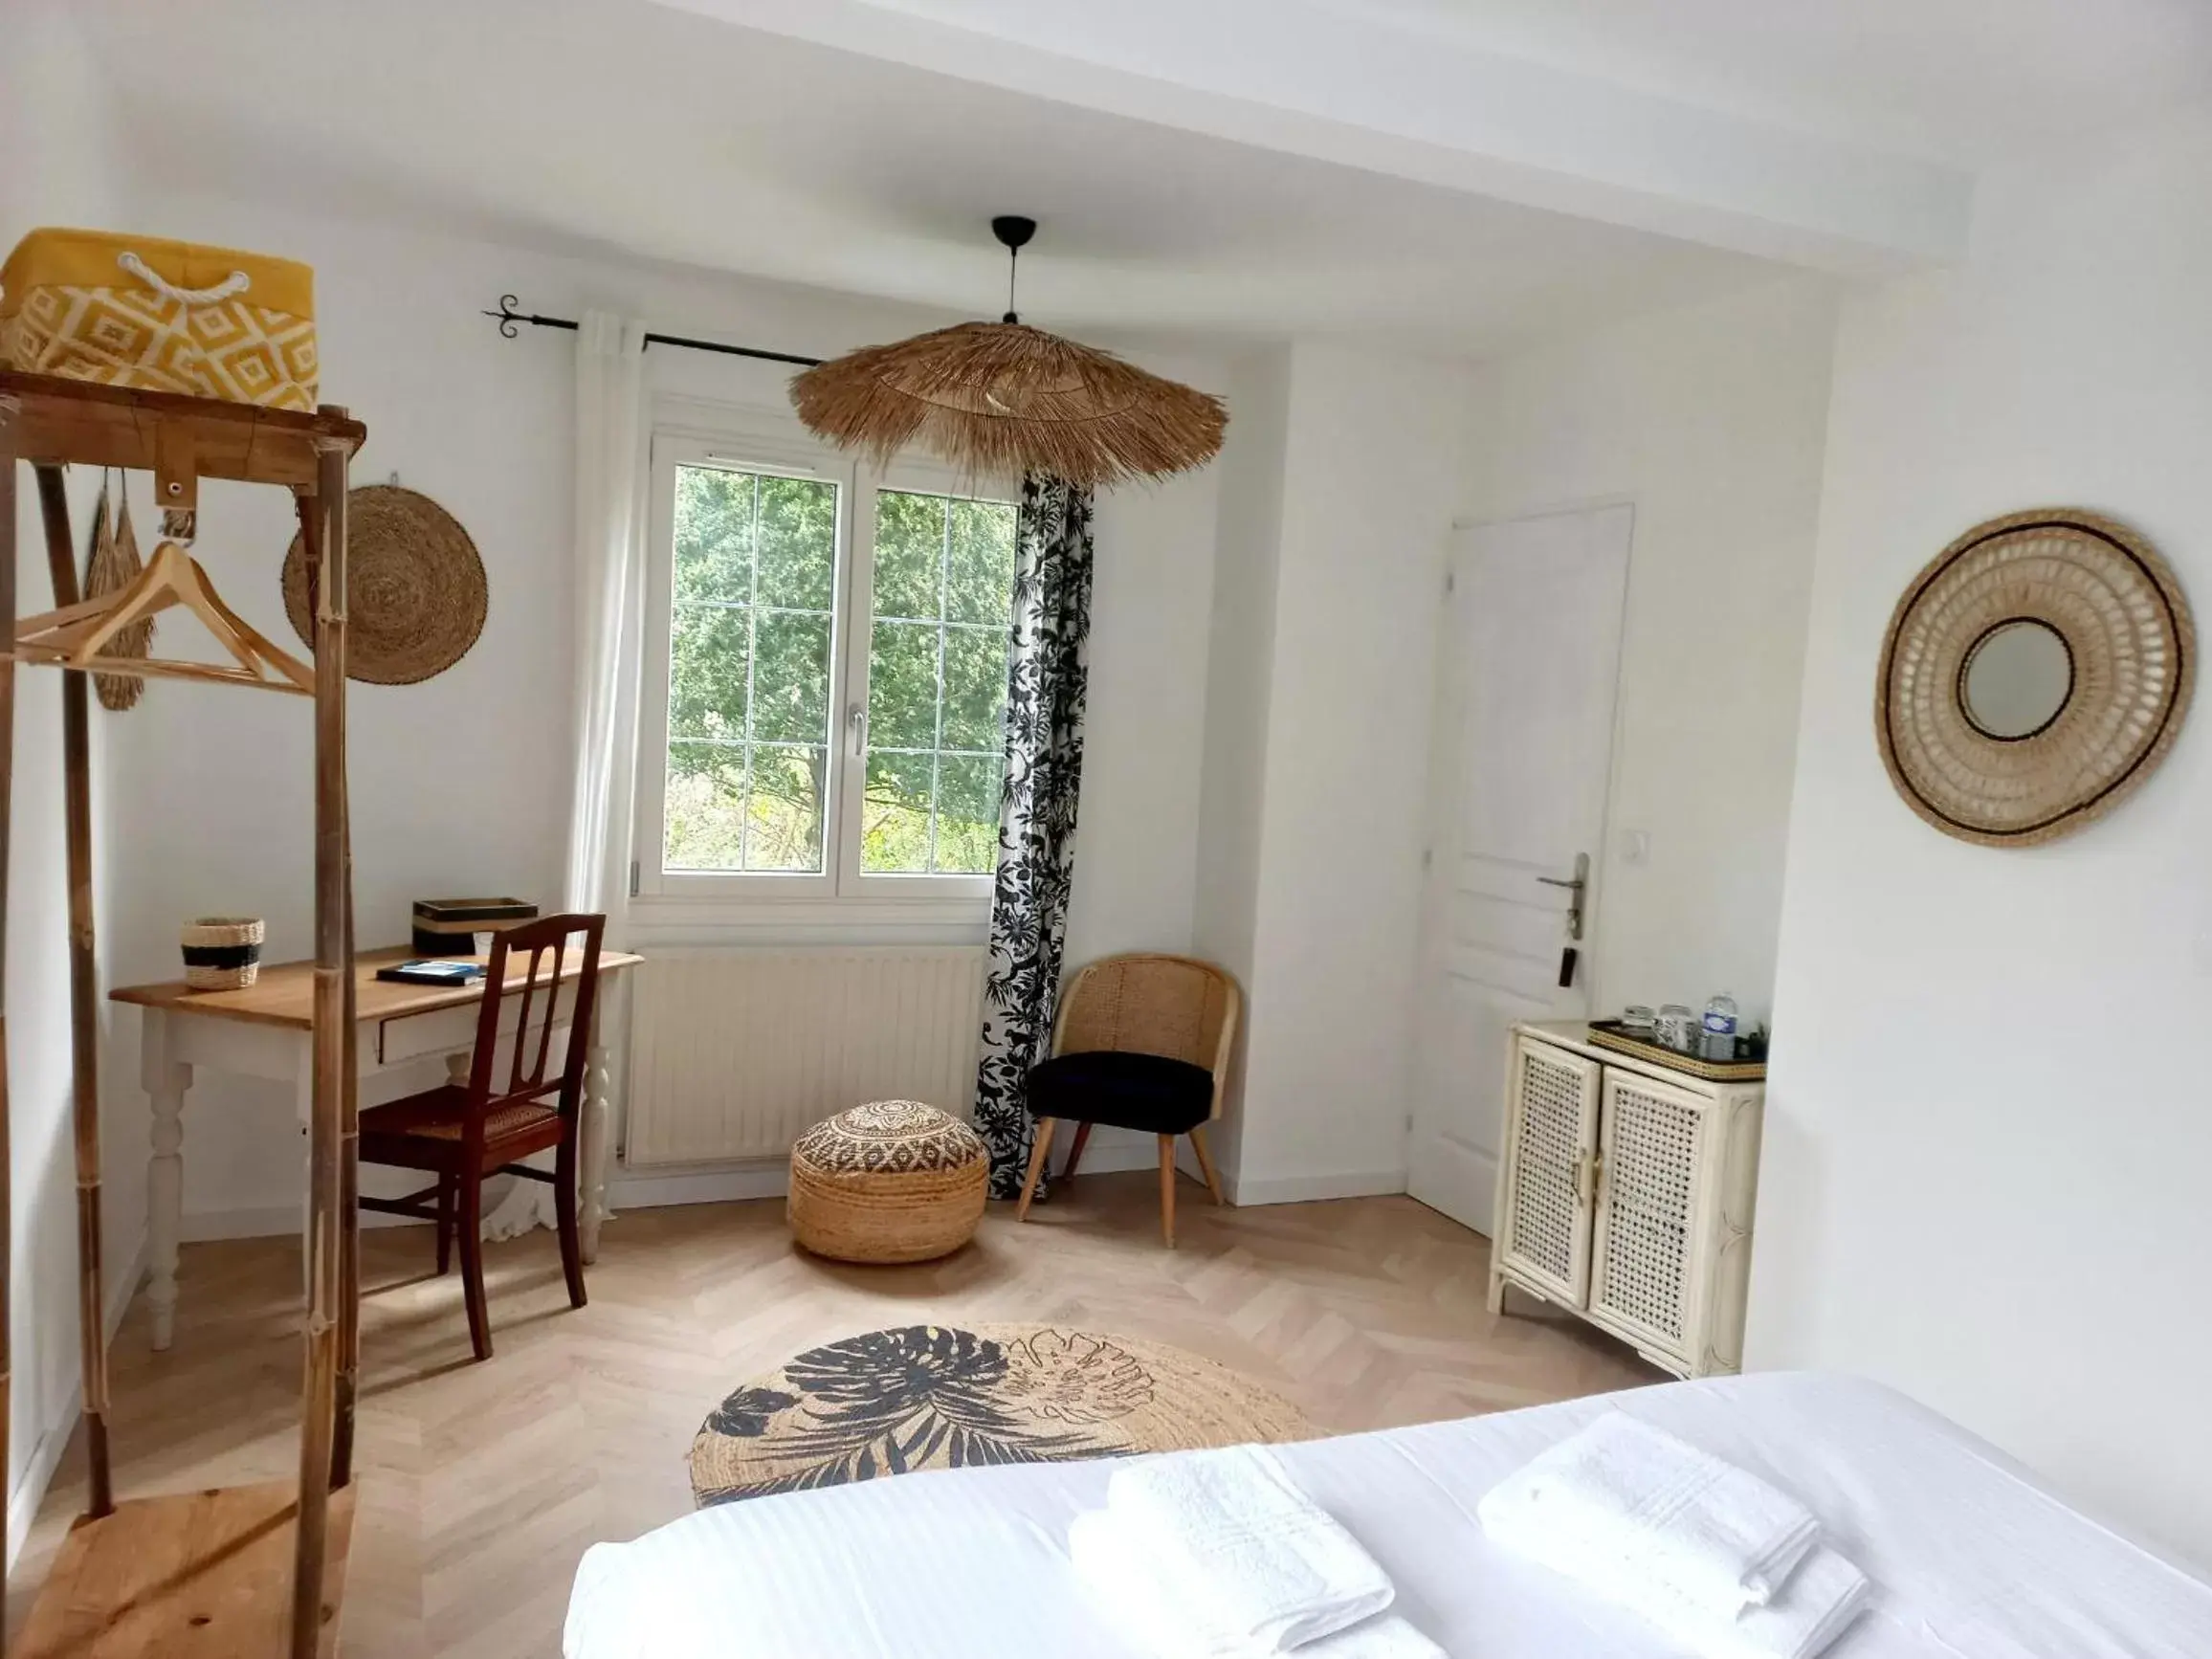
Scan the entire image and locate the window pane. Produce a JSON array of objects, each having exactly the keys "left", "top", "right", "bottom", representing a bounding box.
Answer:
[
  {"left": 750, "top": 611, "right": 831, "bottom": 743},
  {"left": 744, "top": 746, "right": 828, "bottom": 872},
  {"left": 872, "top": 489, "right": 944, "bottom": 619},
  {"left": 933, "top": 754, "right": 1002, "bottom": 874},
  {"left": 861, "top": 489, "right": 1018, "bottom": 878},
  {"left": 940, "top": 625, "right": 1010, "bottom": 753},
  {"left": 660, "top": 460, "right": 836, "bottom": 875},
  {"left": 945, "top": 499, "right": 1017, "bottom": 625},
  {"left": 868, "top": 619, "right": 940, "bottom": 749},
  {"left": 668, "top": 606, "right": 748, "bottom": 740},
  {"left": 674, "top": 467, "right": 754, "bottom": 603},
  {"left": 754, "top": 475, "right": 838, "bottom": 610},
  {"left": 664, "top": 742, "right": 747, "bottom": 871},
  {"left": 862, "top": 750, "right": 936, "bottom": 874}
]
